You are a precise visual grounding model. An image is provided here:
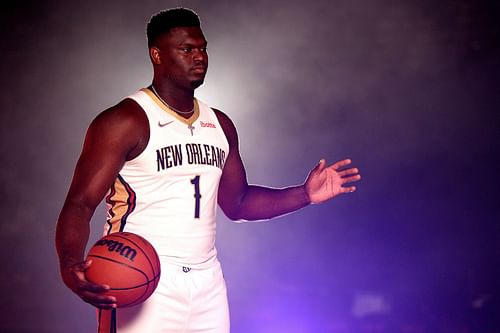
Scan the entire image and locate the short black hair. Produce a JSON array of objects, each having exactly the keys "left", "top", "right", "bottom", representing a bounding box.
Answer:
[{"left": 146, "top": 8, "right": 201, "bottom": 47}]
